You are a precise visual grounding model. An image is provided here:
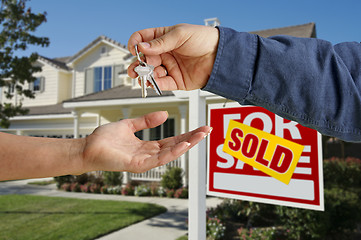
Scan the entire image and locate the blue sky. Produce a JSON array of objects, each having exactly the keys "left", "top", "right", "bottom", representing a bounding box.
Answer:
[{"left": 25, "top": 0, "right": 361, "bottom": 58}]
